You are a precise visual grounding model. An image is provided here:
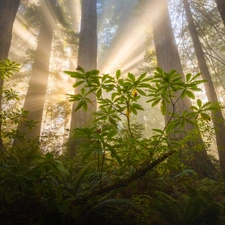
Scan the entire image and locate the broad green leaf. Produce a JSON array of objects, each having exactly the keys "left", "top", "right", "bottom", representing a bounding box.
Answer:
[
  {"left": 83, "top": 101, "right": 88, "bottom": 111},
  {"left": 109, "top": 116, "right": 117, "bottom": 126},
  {"left": 73, "top": 80, "right": 84, "bottom": 88},
  {"left": 197, "top": 99, "right": 202, "bottom": 108},
  {"left": 200, "top": 113, "right": 211, "bottom": 121},
  {"left": 136, "top": 88, "right": 146, "bottom": 96},
  {"left": 151, "top": 98, "right": 161, "bottom": 107},
  {"left": 128, "top": 73, "right": 135, "bottom": 82},
  {"left": 136, "top": 73, "right": 147, "bottom": 82},
  {"left": 152, "top": 129, "right": 164, "bottom": 134},
  {"left": 54, "top": 160, "right": 69, "bottom": 175},
  {"left": 91, "top": 70, "right": 100, "bottom": 75},
  {"left": 185, "top": 90, "right": 195, "bottom": 99},
  {"left": 155, "top": 67, "right": 164, "bottom": 75},
  {"left": 130, "top": 107, "right": 137, "bottom": 115},
  {"left": 64, "top": 71, "right": 84, "bottom": 78},
  {"left": 96, "top": 88, "right": 102, "bottom": 98},
  {"left": 75, "top": 101, "right": 85, "bottom": 111},
  {"left": 116, "top": 70, "right": 121, "bottom": 80},
  {"left": 186, "top": 73, "right": 192, "bottom": 82}
]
